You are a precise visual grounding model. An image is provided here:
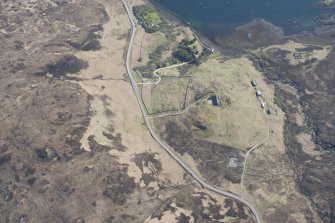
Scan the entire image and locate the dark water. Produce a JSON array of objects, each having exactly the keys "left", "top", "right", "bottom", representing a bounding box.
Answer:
[{"left": 151, "top": 0, "right": 334, "bottom": 37}]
